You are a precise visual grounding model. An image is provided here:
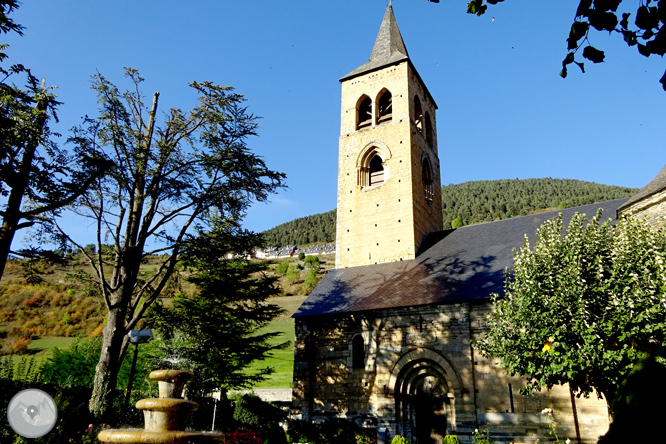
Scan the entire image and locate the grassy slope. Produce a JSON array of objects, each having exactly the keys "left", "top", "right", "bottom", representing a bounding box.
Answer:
[{"left": 247, "top": 295, "right": 306, "bottom": 389}]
